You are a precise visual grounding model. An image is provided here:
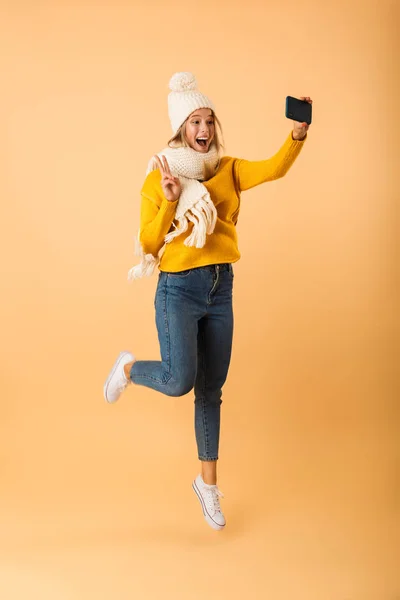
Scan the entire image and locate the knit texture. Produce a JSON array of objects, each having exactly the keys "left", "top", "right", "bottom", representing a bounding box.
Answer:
[{"left": 168, "top": 72, "right": 215, "bottom": 134}]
